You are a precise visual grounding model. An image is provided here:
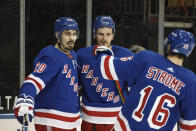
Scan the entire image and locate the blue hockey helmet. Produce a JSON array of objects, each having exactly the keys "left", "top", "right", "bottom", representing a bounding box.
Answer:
[
  {"left": 164, "top": 29, "right": 195, "bottom": 57},
  {"left": 93, "top": 15, "right": 115, "bottom": 34},
  {"left": 54, "top": 17, "right": 79, "bottom": 36}
]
